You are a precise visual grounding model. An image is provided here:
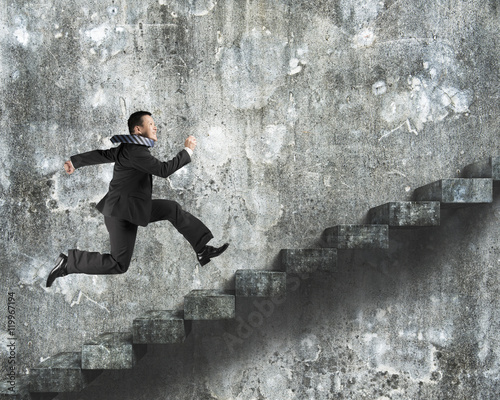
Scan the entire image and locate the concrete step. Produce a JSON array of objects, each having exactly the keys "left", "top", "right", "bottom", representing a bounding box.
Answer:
[
  {"left": 368, "top": 201, "right": 440, "bottom": 227},
  {"left": 235, "top": 270, "right": 286, "bottom": 297},
  {"left": 184, "top": 290, "right": 235, "bottom": 320},
  {"left": 414, "top": 178, "right": 493, "bottom": 205},
  {"left": 0, "top": 375, "right": 56, "bottom": 400},
  {"left": 81, "top": 332, "right": 147, "bottom": 370},
  {"left": 280, "top": 249, "right": 337, "bottom": 273},
  {"left": 323, "top": 225, "right": 389, "bottom": 249},
  {"left": 462, "top": 156, "right": 500, "bottom": 184},
  {"left": 30, "top": 352, "right": 101, "bottom": 393},
  {"left": 133, "top": 310, "right": 191, "bottom": 344}
]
